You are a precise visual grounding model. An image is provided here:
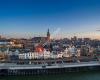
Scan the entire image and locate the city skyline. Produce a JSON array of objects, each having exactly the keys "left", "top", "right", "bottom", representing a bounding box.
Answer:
[{"left": 0, "top": 0, "right": 100, "bottom": 39}]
